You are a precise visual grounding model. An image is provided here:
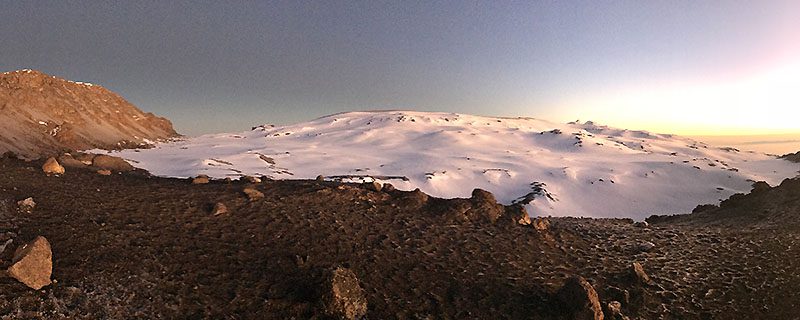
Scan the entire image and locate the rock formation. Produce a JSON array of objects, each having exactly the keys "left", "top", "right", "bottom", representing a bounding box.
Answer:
[{"left": 0, "top": 69, "right": 178, "bottom": 158}]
